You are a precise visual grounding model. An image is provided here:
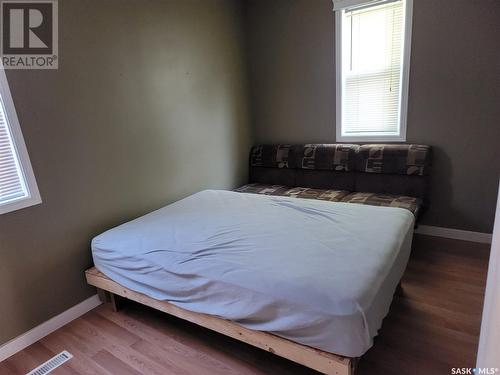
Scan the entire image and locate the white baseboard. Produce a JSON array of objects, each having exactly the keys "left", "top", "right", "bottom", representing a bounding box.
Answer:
[
  {"left": 0, "top": 294, "right": 102, "bottom": 362},
  {"left": 415, "top": 225, "right": 493, "bottom": 244}
]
